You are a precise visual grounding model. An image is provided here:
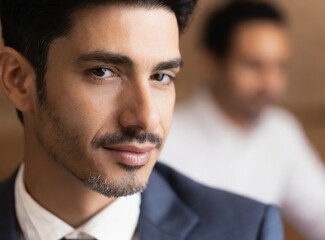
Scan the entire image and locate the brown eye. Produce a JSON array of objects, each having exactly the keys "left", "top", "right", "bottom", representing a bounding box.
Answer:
[
  {"left": 91, "top": 68, "right": 113, "bottom": 77},
  {"left": 152, "top": 73, "right": 165, "bottom": 81},
  {"left": 151, "top": 73, "right": 174, "bottom": 85}
]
